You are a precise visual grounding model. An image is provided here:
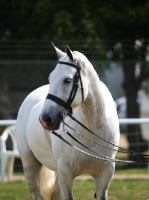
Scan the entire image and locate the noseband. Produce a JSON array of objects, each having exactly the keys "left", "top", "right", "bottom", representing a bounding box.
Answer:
[{"left": 46, "top": 61, "right": 84, "bottom": 115}]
